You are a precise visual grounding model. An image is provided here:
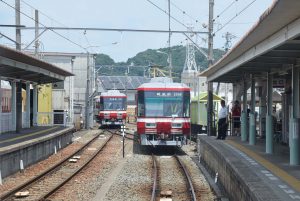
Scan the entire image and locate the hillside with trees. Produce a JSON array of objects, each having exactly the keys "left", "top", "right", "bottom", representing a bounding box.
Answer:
[{"left": 95, "top": 45, "right": 225, "bottom": 81}]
